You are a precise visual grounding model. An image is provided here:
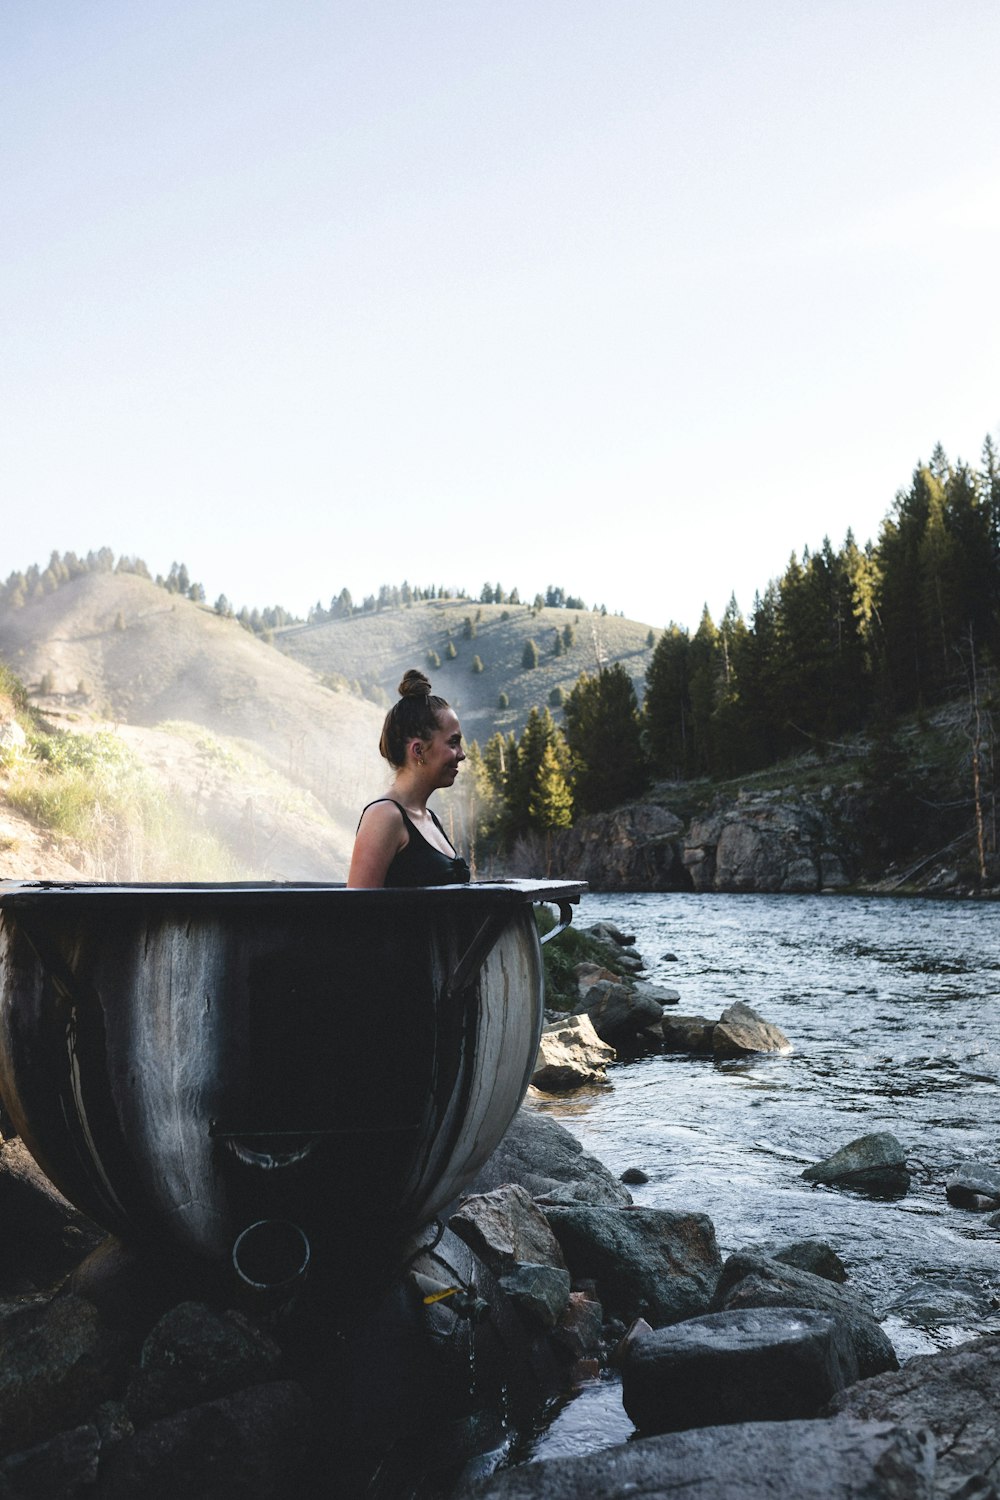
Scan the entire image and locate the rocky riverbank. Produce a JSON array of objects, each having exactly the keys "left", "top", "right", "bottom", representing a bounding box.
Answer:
[
  {"left": 529, "top": 790, "right": 999, "bottom": 898},
  {"left": 2, "top": 921, "right": 998, "bottom": 1498}
]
